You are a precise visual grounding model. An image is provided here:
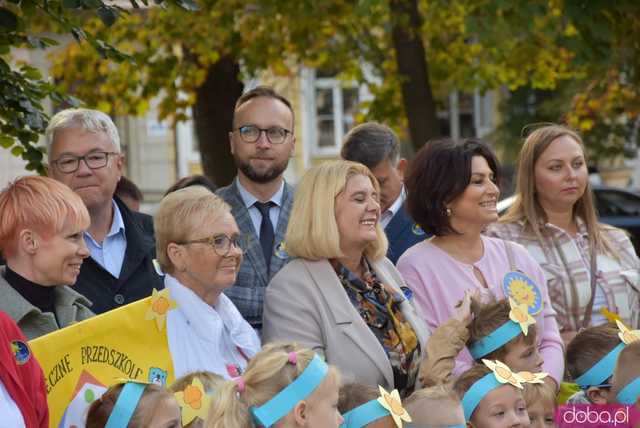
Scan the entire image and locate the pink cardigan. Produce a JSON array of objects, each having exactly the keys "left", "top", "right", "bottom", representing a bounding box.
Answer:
[{"left": 397, "top": 235, "right": 564, "bottom": 384}]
